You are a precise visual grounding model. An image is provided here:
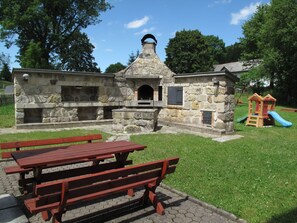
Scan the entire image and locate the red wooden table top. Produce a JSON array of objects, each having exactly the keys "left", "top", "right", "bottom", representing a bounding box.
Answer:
[{"left": 11, "top": 141, "right": 146, "bottom": 169}]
